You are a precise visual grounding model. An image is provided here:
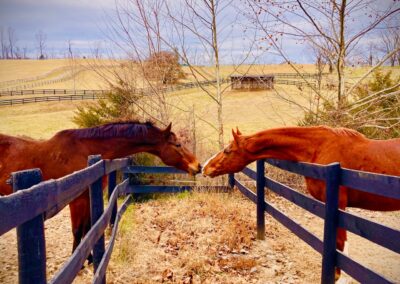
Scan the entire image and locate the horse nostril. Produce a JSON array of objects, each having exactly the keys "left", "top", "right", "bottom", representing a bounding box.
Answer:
[{"left": 198, "top": 164, "right": 202, "bottom": 172}]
